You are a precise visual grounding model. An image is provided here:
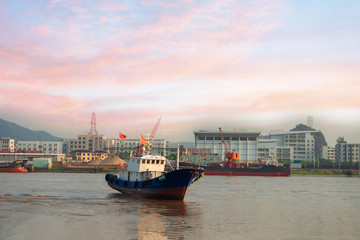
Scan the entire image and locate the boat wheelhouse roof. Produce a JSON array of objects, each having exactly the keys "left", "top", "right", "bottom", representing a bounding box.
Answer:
[{"left": 139, "top": 155, "right": 167, "bottom": 161}]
